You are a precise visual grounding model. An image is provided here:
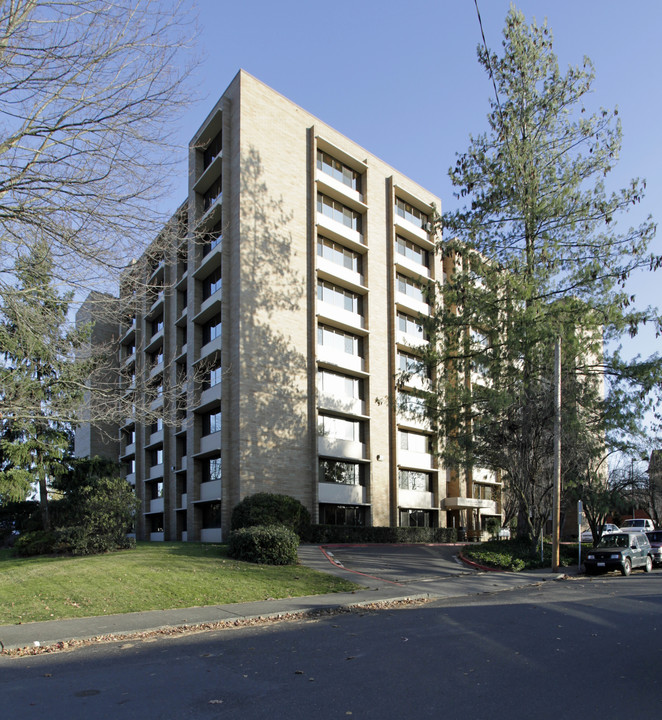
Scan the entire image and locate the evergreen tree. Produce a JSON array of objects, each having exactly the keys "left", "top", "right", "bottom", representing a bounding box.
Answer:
[
  {"left": 423, "top": 9, "right": 662, "bottom": 547},
  {"left": 0, "top": 239, "right": 91, "bottom": 529}
]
